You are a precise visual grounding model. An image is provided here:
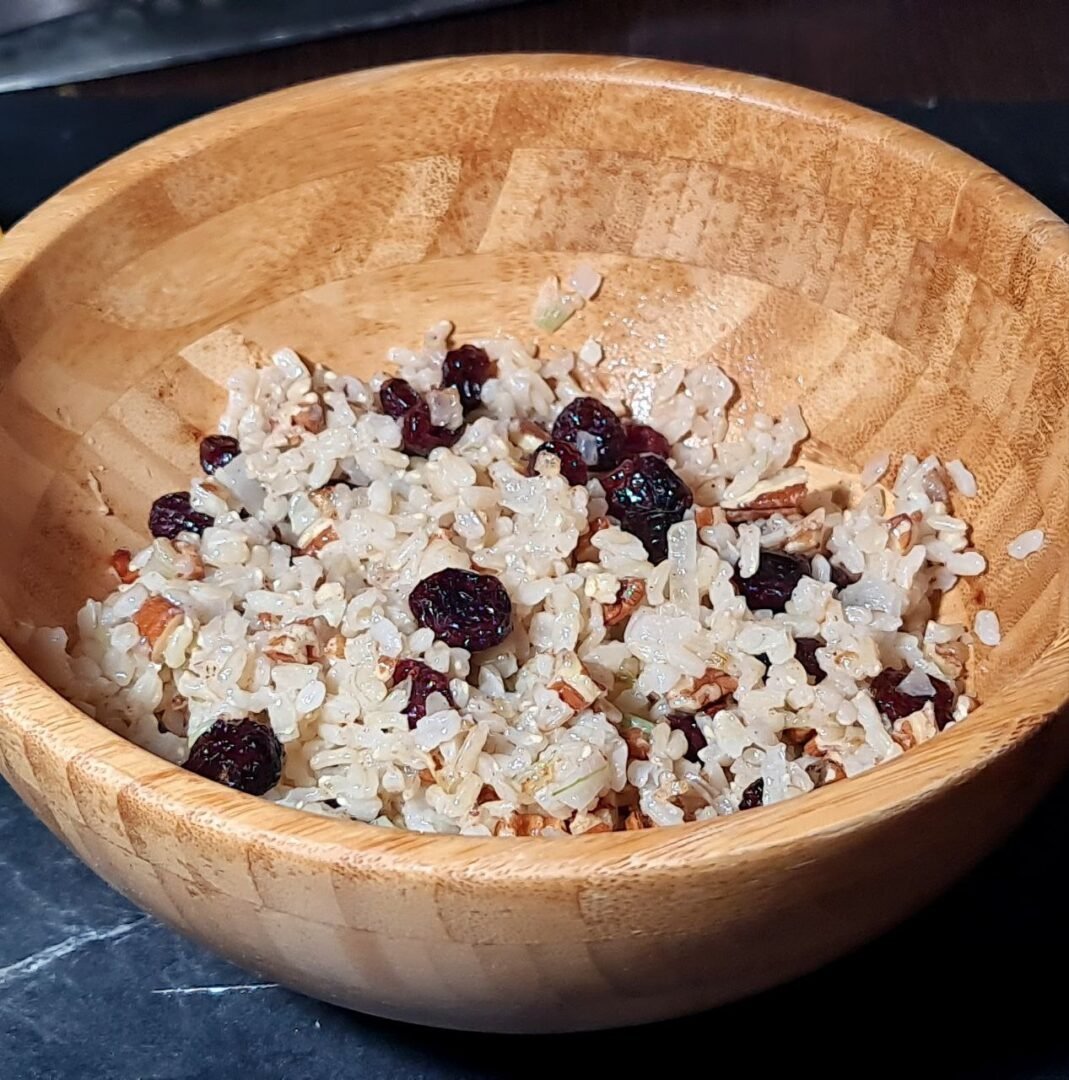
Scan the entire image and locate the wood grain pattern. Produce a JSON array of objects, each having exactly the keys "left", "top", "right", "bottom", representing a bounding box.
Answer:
[{"left": 0, "top": 56, "right": 1067, "bottom": 1032}]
